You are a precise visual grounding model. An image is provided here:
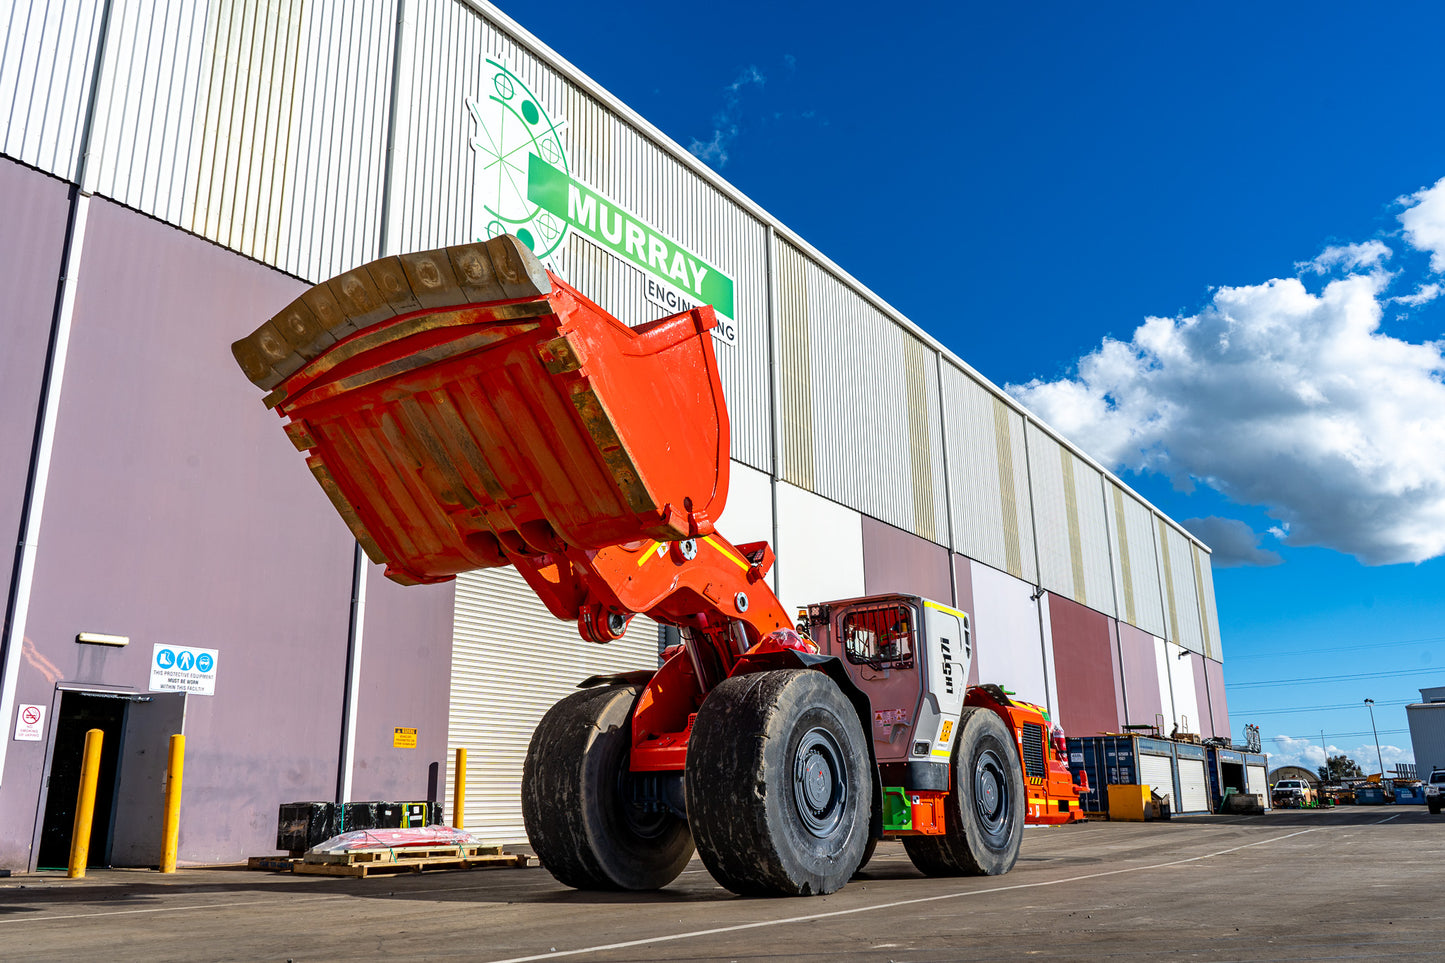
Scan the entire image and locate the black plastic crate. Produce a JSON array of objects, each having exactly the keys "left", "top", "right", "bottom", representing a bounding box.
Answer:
[{"left": 276, "top": 801, "right": 336, "bottom": 854}]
